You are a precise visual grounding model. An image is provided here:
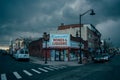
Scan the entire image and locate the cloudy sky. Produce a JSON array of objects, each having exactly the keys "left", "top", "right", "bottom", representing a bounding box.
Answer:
[{"left": 0, "top": 0, "right": 120, "bottom": 47}]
